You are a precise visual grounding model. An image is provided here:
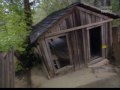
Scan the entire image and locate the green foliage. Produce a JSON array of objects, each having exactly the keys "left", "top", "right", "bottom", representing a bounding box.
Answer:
[
  {"left": 33, "top": 0, "right": 70, "bottom": 24},
  {"left": 111, "top": 0, "right": 120, "bottom": 13},
  {"left": 0, "top": 0, "right": 29, "bottom": 52},
  {"left": 33, "top": 6, "right": 47, "bottom": 25},
  {"left": 40, "top": 0, "right": 69, "bottom": 15},
  {"left": 15, "top": 60, "right": 24, "bottom": 73},
  {"left": 112, "top": 19, "right": 120, "bottom": 27},
  {"left": 111, "top": 0, "right": 120, "bottom": 27}
]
